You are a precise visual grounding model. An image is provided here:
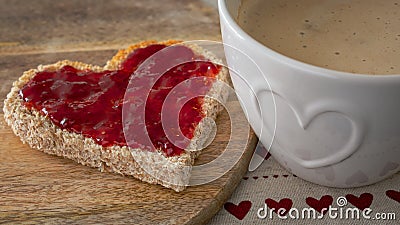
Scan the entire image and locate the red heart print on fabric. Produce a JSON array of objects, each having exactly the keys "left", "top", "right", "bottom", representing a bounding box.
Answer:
[
  {"left": 345, "top": 193, "right": 373, "bottom": 210},
  {"left": 306, "top": 195, "right": 333, "bottom": 215},
  {"left": 386, "top": 190, "right": 400, "bottom": 203},
  {"left": 265, "top": 198, "right": 293, "bottom": 216},
  {"left": 224, "top": 201, "right": 252, "bottom": 220}
]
